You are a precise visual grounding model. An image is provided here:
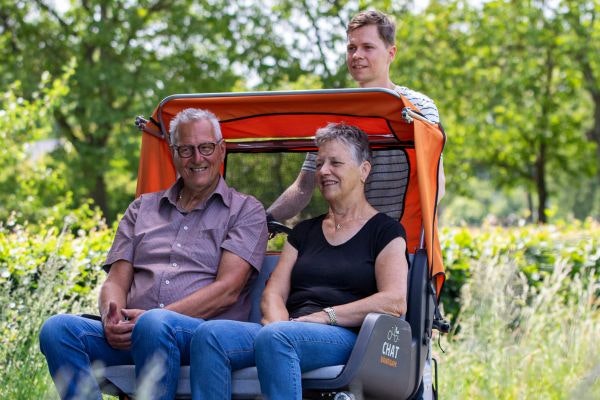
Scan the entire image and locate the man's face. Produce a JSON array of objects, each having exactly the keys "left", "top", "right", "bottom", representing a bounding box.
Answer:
[
  {"left": 172, "top": 119, "right": 225, "bottom": 192},
  {"left": 346, "top": 24, "right": 396, "bottom": 87}
]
